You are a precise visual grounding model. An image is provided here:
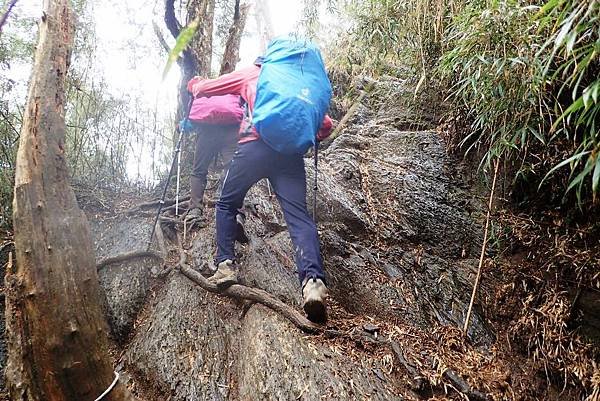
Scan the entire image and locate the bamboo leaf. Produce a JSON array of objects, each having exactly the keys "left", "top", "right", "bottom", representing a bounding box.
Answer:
[
  {"left": 541, "top": 150, "right": 591, "bottom": 187},
  {"left": 566, "top": 157, "right": 595, "bottom": 193},
  {"left": 592, "top": 153, "right": 600, "bottom": 195},
  {"left": 162, "top": 16, "right": 200, "bottom": 80},
  {"left": 554, "top": 19, "right": 574, "bottom": 48},
  {"left": 414, "top": 70, "right": 426, "bottom": 97},
  {"left": 552, "top": 96, "right": 584, "bottom": 130}
]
